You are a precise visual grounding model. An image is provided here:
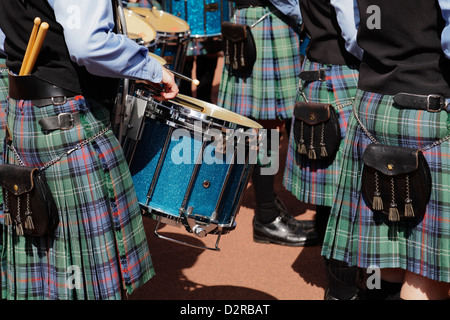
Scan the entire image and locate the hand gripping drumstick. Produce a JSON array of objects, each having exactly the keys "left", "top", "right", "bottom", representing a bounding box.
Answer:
[
  {"left": 166, "top": 67, "right": 200, "bottom": 86},
  {"left": 22, "top": 21, "right": 49, "bottom": 76},
  {"left": 19, "top": 17, "right": 41, "bottom": 76}
]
